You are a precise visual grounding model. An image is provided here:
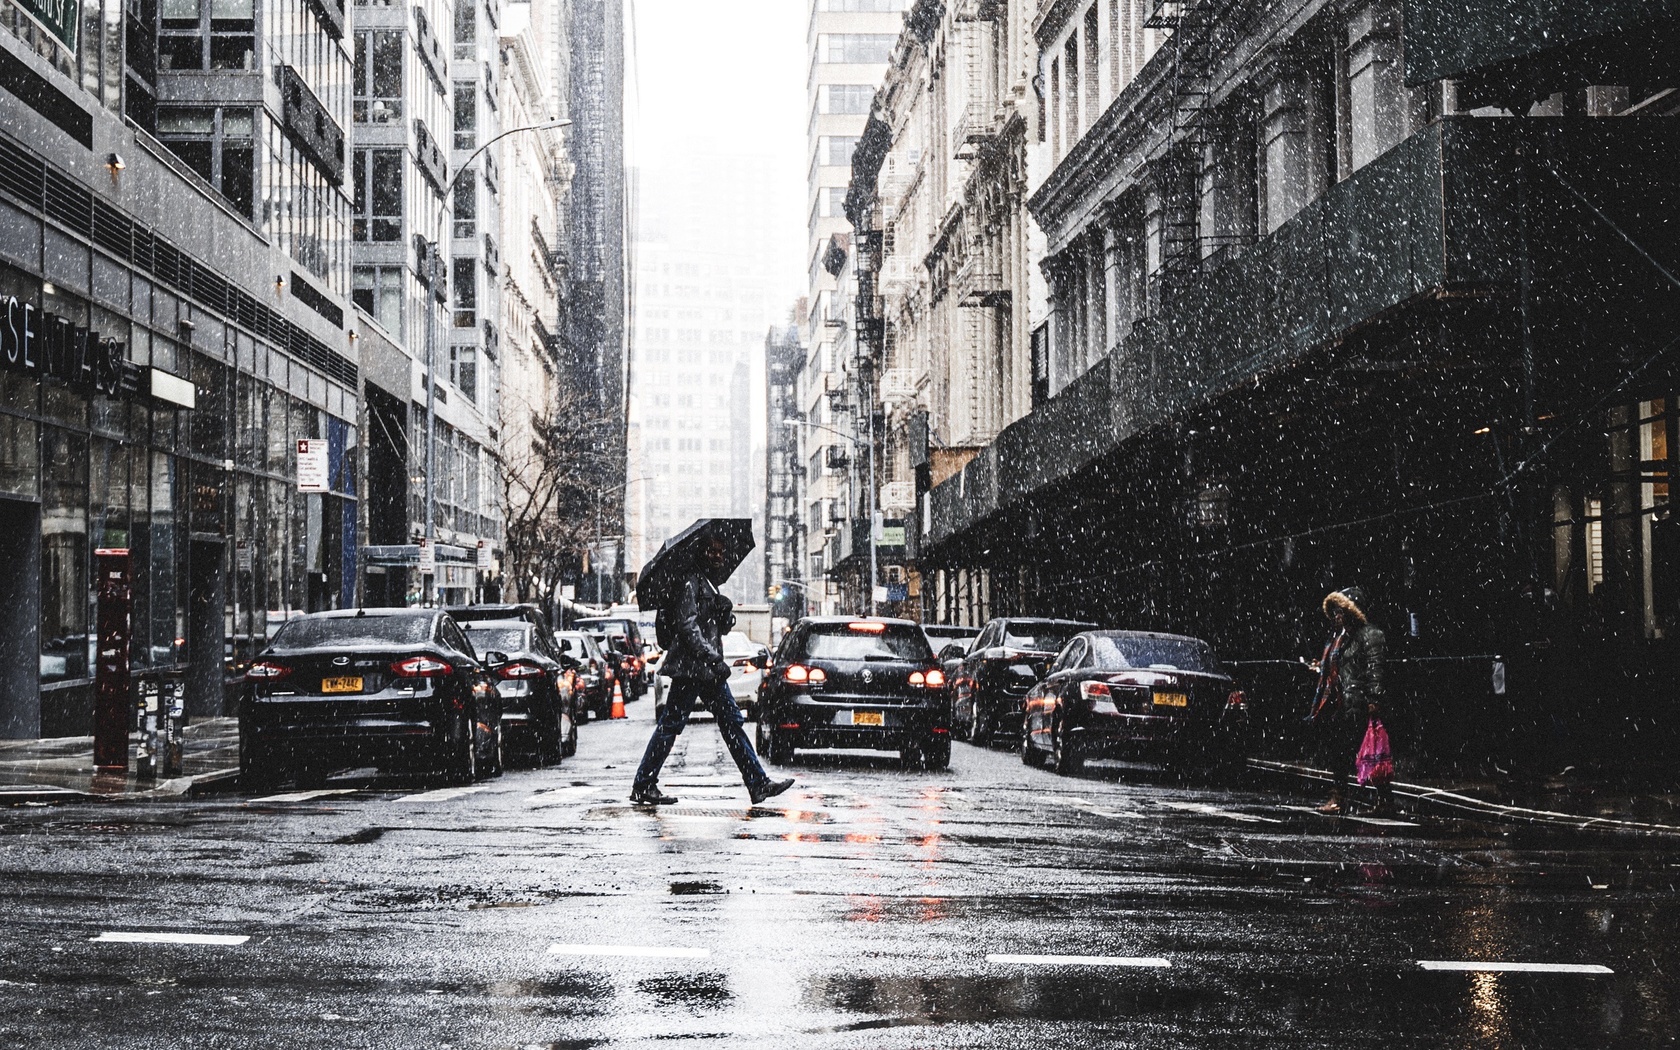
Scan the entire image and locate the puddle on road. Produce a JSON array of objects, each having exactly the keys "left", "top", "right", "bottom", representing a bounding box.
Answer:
[
  {"left": 331, "top": 827, "right": 388, "bottom": 845},
  {"left": 807, "top": 972, "right": 1214, "bottom": 1025},
  {"left": 636, "top": 971, "right": 734, "bottom": 1009},
  {"left": 668, "top": 880, "right": 725, "bottom": 895}
]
